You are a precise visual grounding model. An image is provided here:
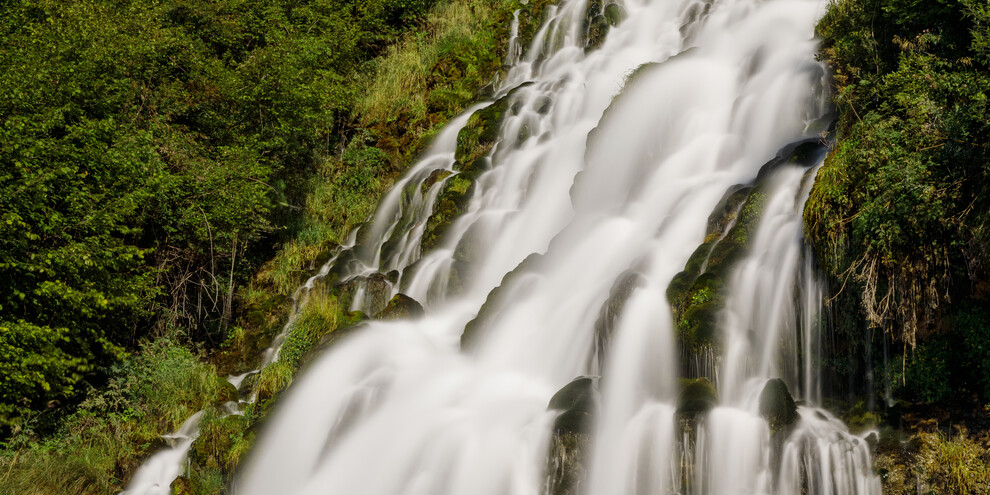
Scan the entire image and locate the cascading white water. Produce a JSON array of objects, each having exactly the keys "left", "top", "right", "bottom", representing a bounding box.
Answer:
[
  {"left": 122, "top": 412, "right": 204, "bottom": 495},
  {"left": 232, "top": 0, "right": 880, "bottom": 494}
]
